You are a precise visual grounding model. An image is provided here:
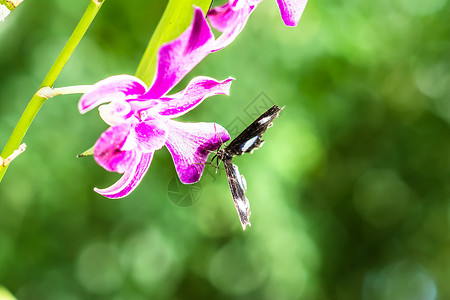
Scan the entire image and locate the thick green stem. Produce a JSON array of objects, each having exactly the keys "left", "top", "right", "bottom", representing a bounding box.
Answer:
[
  {"left": 135, "top": 0, "right": 212, "bottom": 85},
  {"left": 0, "top": 0, "right": 105, "bottom": 181}
]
